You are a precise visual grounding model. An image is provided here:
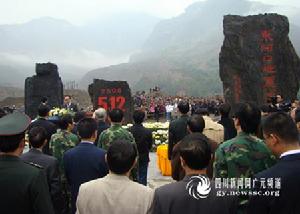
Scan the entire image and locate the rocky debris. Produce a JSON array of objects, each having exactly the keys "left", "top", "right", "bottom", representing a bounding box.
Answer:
[
  {"left": 25, "top": 63, "right": 63, "bottom": 119},
  {"left": 88, "top": 79, "right": 133, "bottom": 123},
  {"left": 219, "top": 14, "right": 300, "bottom": 107}
]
